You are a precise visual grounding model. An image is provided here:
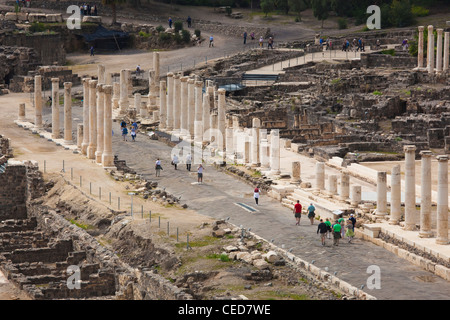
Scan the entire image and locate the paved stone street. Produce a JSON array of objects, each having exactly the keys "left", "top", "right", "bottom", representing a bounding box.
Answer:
[{"left": 111, "top": 124, "right": 450, "bottom": 300}]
